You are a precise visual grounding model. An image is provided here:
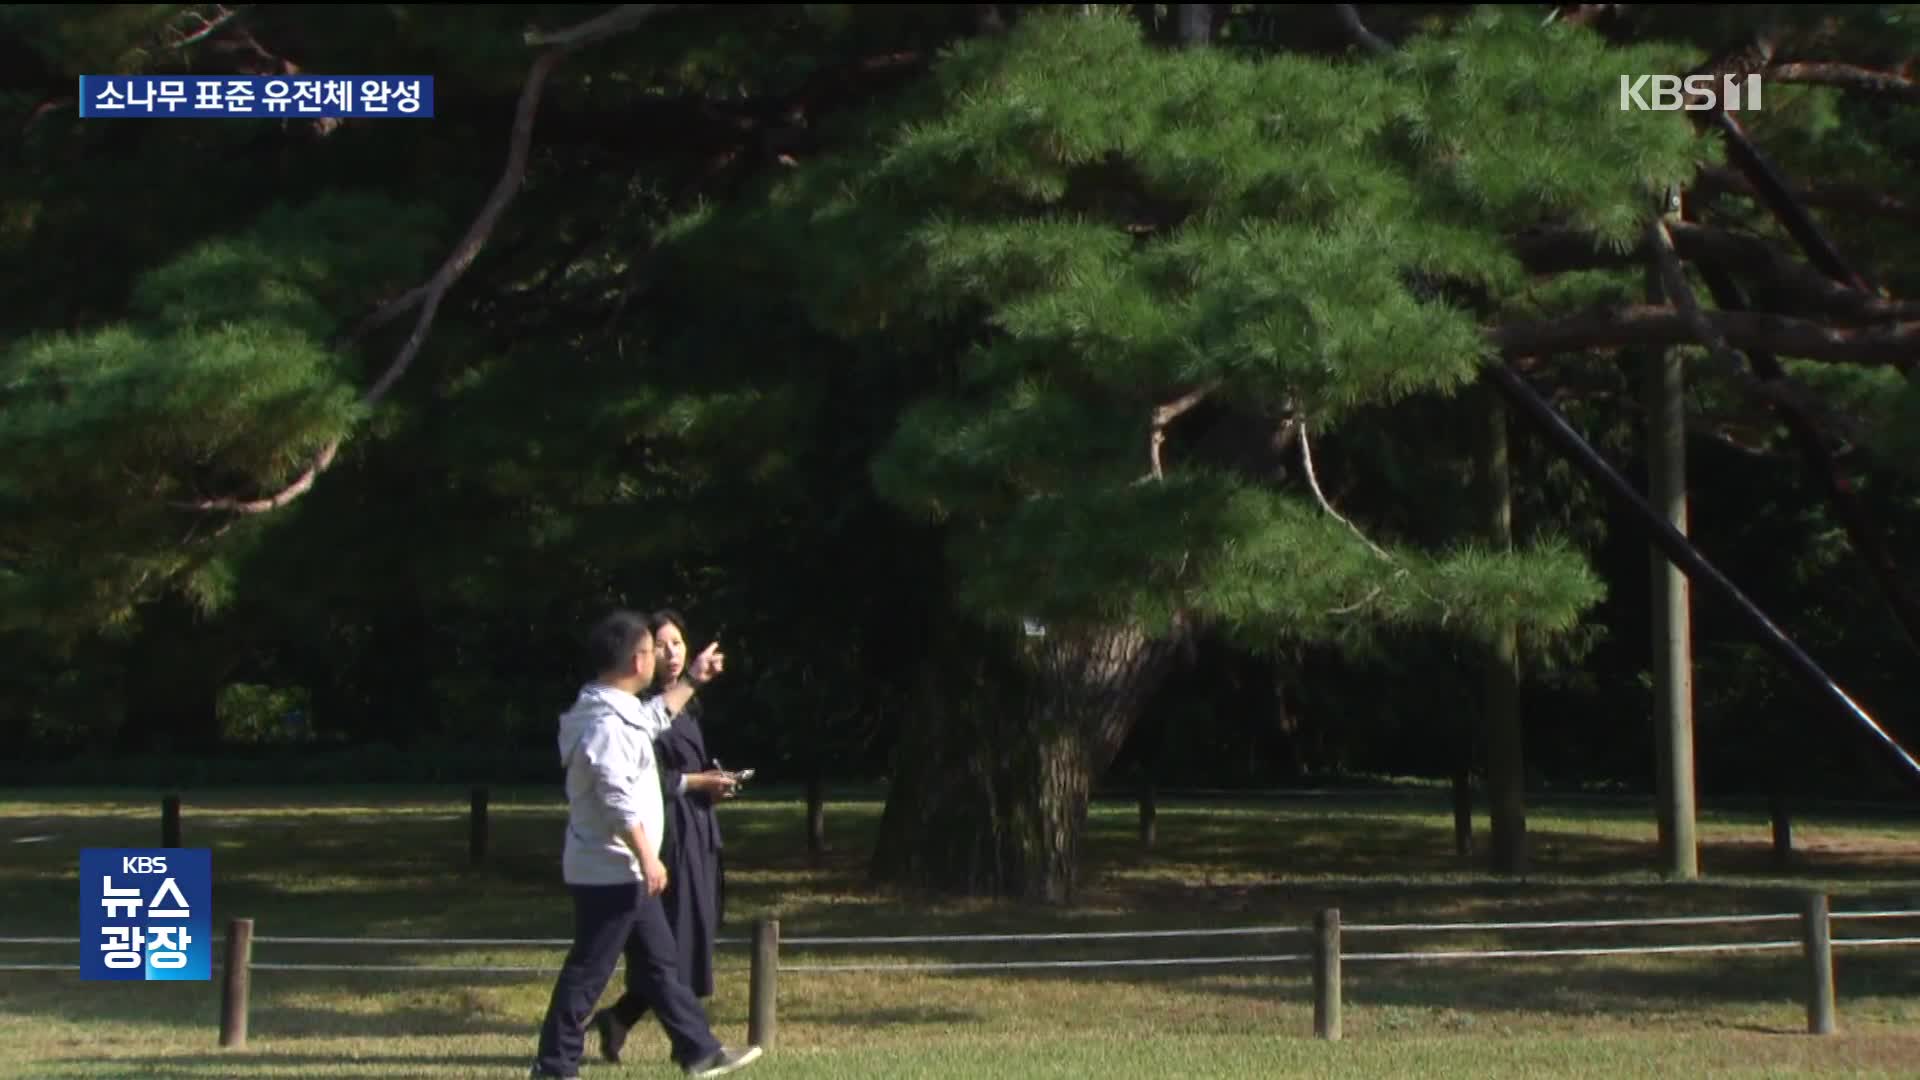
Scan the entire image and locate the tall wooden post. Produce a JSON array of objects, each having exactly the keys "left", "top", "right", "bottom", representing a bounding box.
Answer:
[
  {"left": 749, "top": 917, "right": 779, "bottom": 1050},
  {"left": 1646, "top": 198, "right": 1699, "bottom": 880},
  {"left": 219, "top": 918, "right": 253, "bottom": 1048},
  {"left": 1312, "top": 908, "right": 1342, "bottom": 1040},
  {"left": 1802, "top": 892, "right": 1836, "bottom": 1035}
]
